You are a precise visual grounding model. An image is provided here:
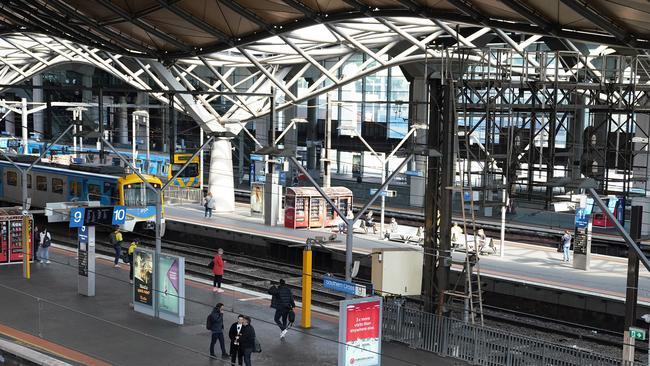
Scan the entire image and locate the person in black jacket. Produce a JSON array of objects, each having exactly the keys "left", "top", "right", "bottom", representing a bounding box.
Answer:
[
  {"left": 228, "top": 315, "right": 245, "bottom": 366},
  {"left": 268, "top": 279, "right": 296, "bottom": 339},
  {"left": 238, "top": 316, "right": 256, "bottom": 366},
  {"left": 207, "top": 303, "right": 229, "bottom": 358}
]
